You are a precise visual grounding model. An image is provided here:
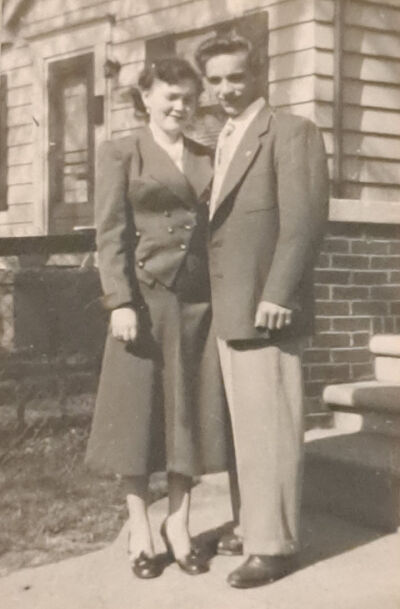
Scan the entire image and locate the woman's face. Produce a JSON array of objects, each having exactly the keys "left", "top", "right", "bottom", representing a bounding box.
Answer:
[{"left": 142, "top": 77, "right": 198, "bottom": 136}]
